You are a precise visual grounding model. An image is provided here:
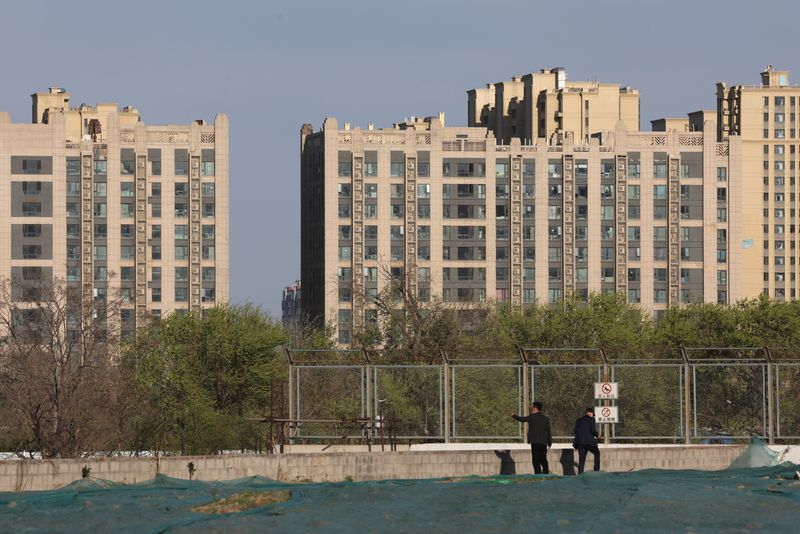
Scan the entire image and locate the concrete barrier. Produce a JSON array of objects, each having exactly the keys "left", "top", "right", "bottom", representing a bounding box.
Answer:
[{"left": 0, "top": 445, "right": 747, "bottom": 492}]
